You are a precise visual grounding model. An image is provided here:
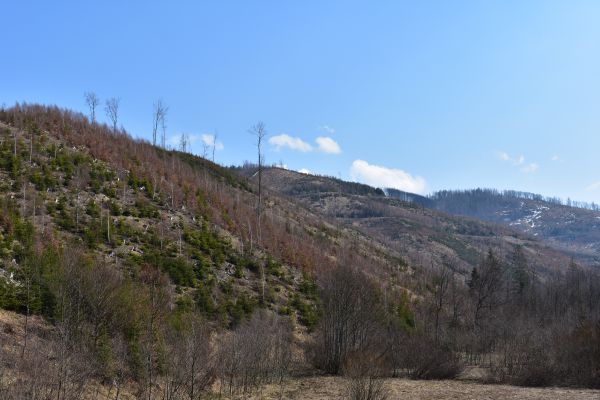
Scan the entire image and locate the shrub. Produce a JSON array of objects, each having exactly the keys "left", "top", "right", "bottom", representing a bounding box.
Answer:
[
  {"left": 164, "top": 314, "right": 215, "bottom": 398},
  {"left": 391, "top": 331, "right": 464, "bottom": 380},
  {"left": 290, "top": 294, "right": 320, "bottom": 330},
  {"left": 217, "top": 310, "right": 293, "bottom": 395},
  {"left": 85, "top": 200, "right": 100, "bottom": 218},
  {"left": 343, "top": 351, "right": 390, "bottom": 400},
  {"left": 195, "top": 283, "right": 216, "bottom": 317},
  {"left": 158, "top": 256, "right": 195, "bottom": 287}
]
